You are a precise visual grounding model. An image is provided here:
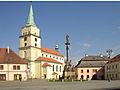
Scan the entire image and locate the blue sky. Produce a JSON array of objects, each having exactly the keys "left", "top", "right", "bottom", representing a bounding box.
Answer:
[{"left": 1, "top": 1, "right": 120, "bottom": 64}]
